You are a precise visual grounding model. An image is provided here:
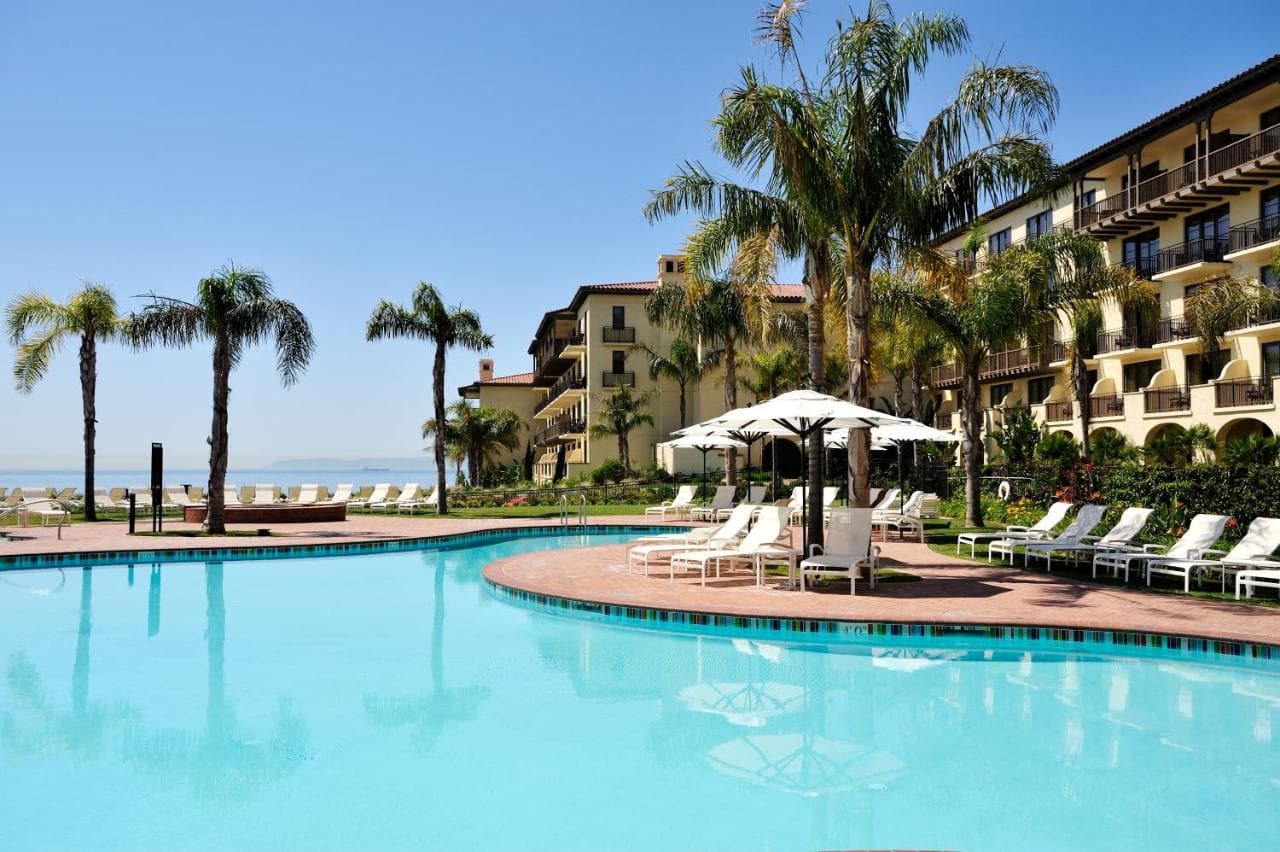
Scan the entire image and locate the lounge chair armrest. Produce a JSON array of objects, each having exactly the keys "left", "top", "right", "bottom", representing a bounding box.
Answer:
[
  {"left": 1200, "top": 549, "right": 1226, "bottom": 558},
  {"left": 1005, "top": 525, "right": 1031, "bottom": 532},
  {"left": 808, "top": 543, "right": 825, "bottom": 557},
  {"left": 1079, "top": 535, "right": 1103, "bottom": 542},
  {"left": 1142, "top": 544, "right": 1168, "bottom": 553}
]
